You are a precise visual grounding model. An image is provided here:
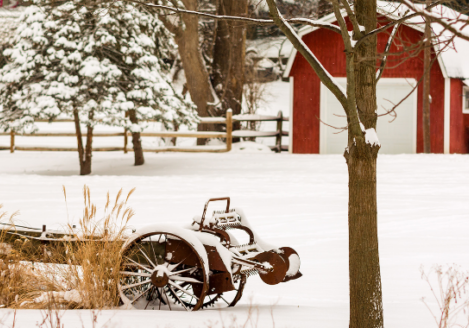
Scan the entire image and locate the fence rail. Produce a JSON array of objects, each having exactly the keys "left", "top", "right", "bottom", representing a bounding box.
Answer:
[{"left": 0, "top": 110, "right": 289, "bottom": 153}]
